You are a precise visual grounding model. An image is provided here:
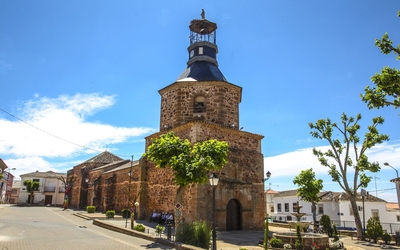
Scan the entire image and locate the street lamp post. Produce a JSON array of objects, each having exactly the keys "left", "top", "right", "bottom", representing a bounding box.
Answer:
[
  {"left": 263, "top": 171, "right": 272, "bottom": 250},
  {"left": 85, "top": 177, "right": 95, "bottom": 206},
  {"left": 385, "top": 162, "right": 400, "bottom": 212},
  {"left": 209, "top": 173, "right": 219, "bottom": 250},
  {"left": 384, "top": 162, "right": 399, "bottom": 178}
]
